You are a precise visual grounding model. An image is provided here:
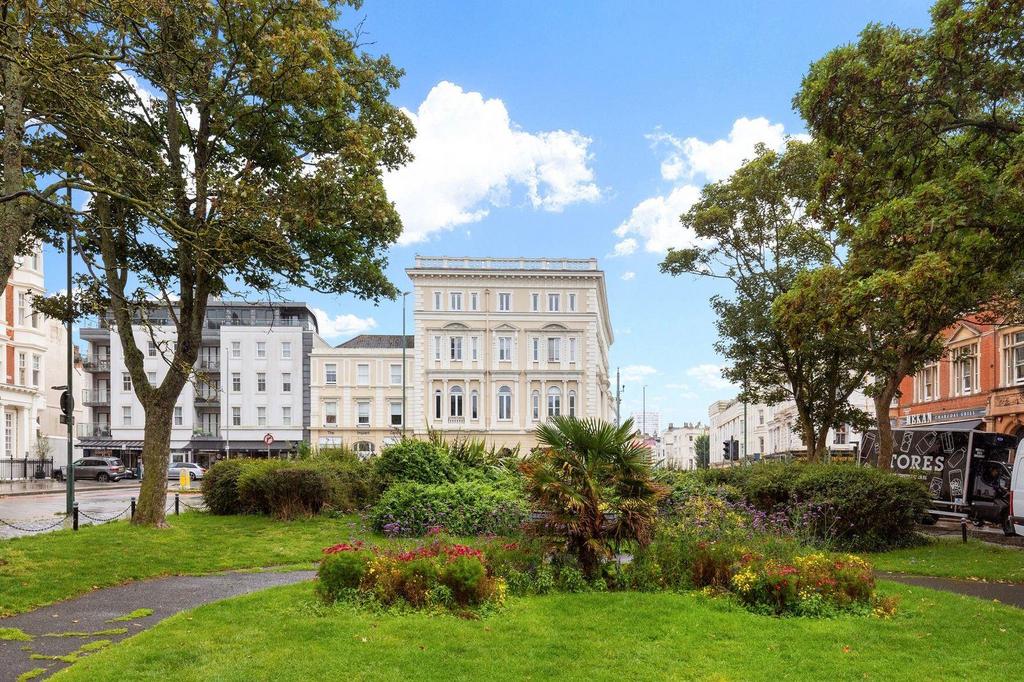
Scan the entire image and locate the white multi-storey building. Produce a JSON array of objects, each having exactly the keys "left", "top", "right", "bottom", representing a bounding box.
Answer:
[
  {"left": 632, "top": 411, "right": 660, "bottom": 437},
  {"left": 657, "top": 422, "right": 707, "bottom": 469},
  {"left": 78, "top": 301, "right": 327, "bottom": 468}
]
